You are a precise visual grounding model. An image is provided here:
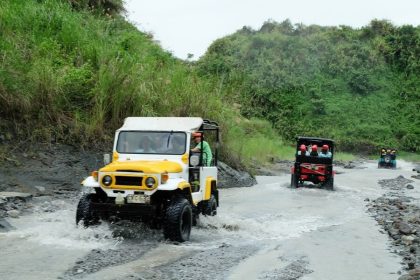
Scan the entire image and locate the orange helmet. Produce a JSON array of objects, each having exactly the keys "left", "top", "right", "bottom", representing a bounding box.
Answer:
[
  {"left": 322, "top": 144, "right": 329, "bottom": 151},
  {"left": 192, "top": 132, "right": 202, "bottom": 138}
]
